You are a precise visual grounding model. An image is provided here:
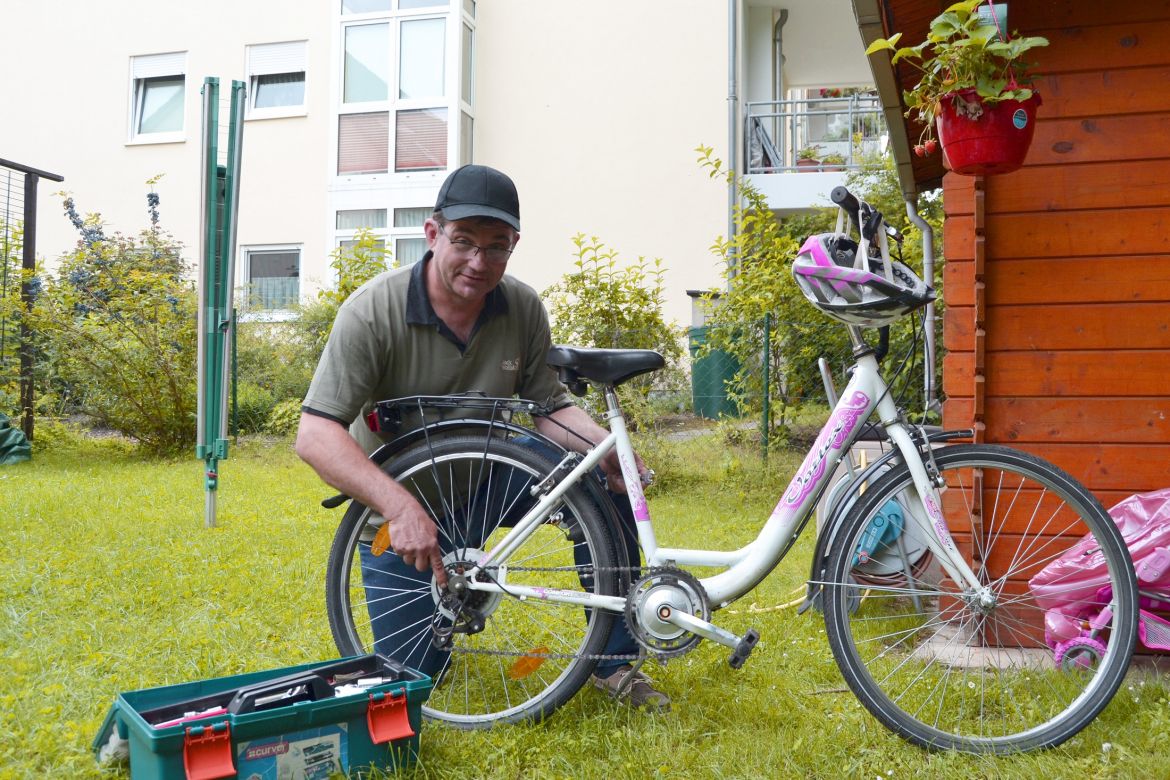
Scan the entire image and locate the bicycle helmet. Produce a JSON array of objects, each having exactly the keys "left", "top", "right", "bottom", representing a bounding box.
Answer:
[{"left": 791, "top": 233, "right": 934, "bottom": 328}]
